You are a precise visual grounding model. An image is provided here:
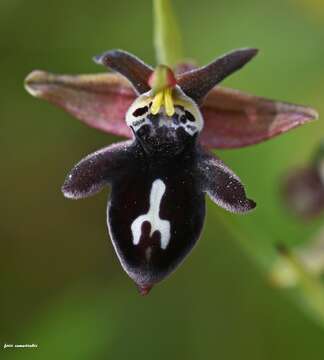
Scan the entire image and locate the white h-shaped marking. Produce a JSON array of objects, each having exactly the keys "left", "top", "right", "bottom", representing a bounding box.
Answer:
[{"left": 131, "top": 179, "right": 171, "bottom": 250}]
